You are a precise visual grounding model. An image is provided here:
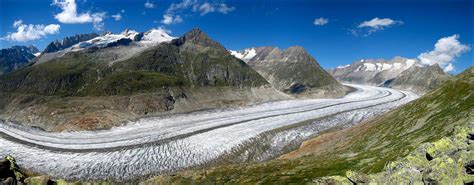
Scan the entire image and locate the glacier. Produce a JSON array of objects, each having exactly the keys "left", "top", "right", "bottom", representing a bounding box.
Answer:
[{"left": 0, "top": 84, "right": 418, "bottom": 181}]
